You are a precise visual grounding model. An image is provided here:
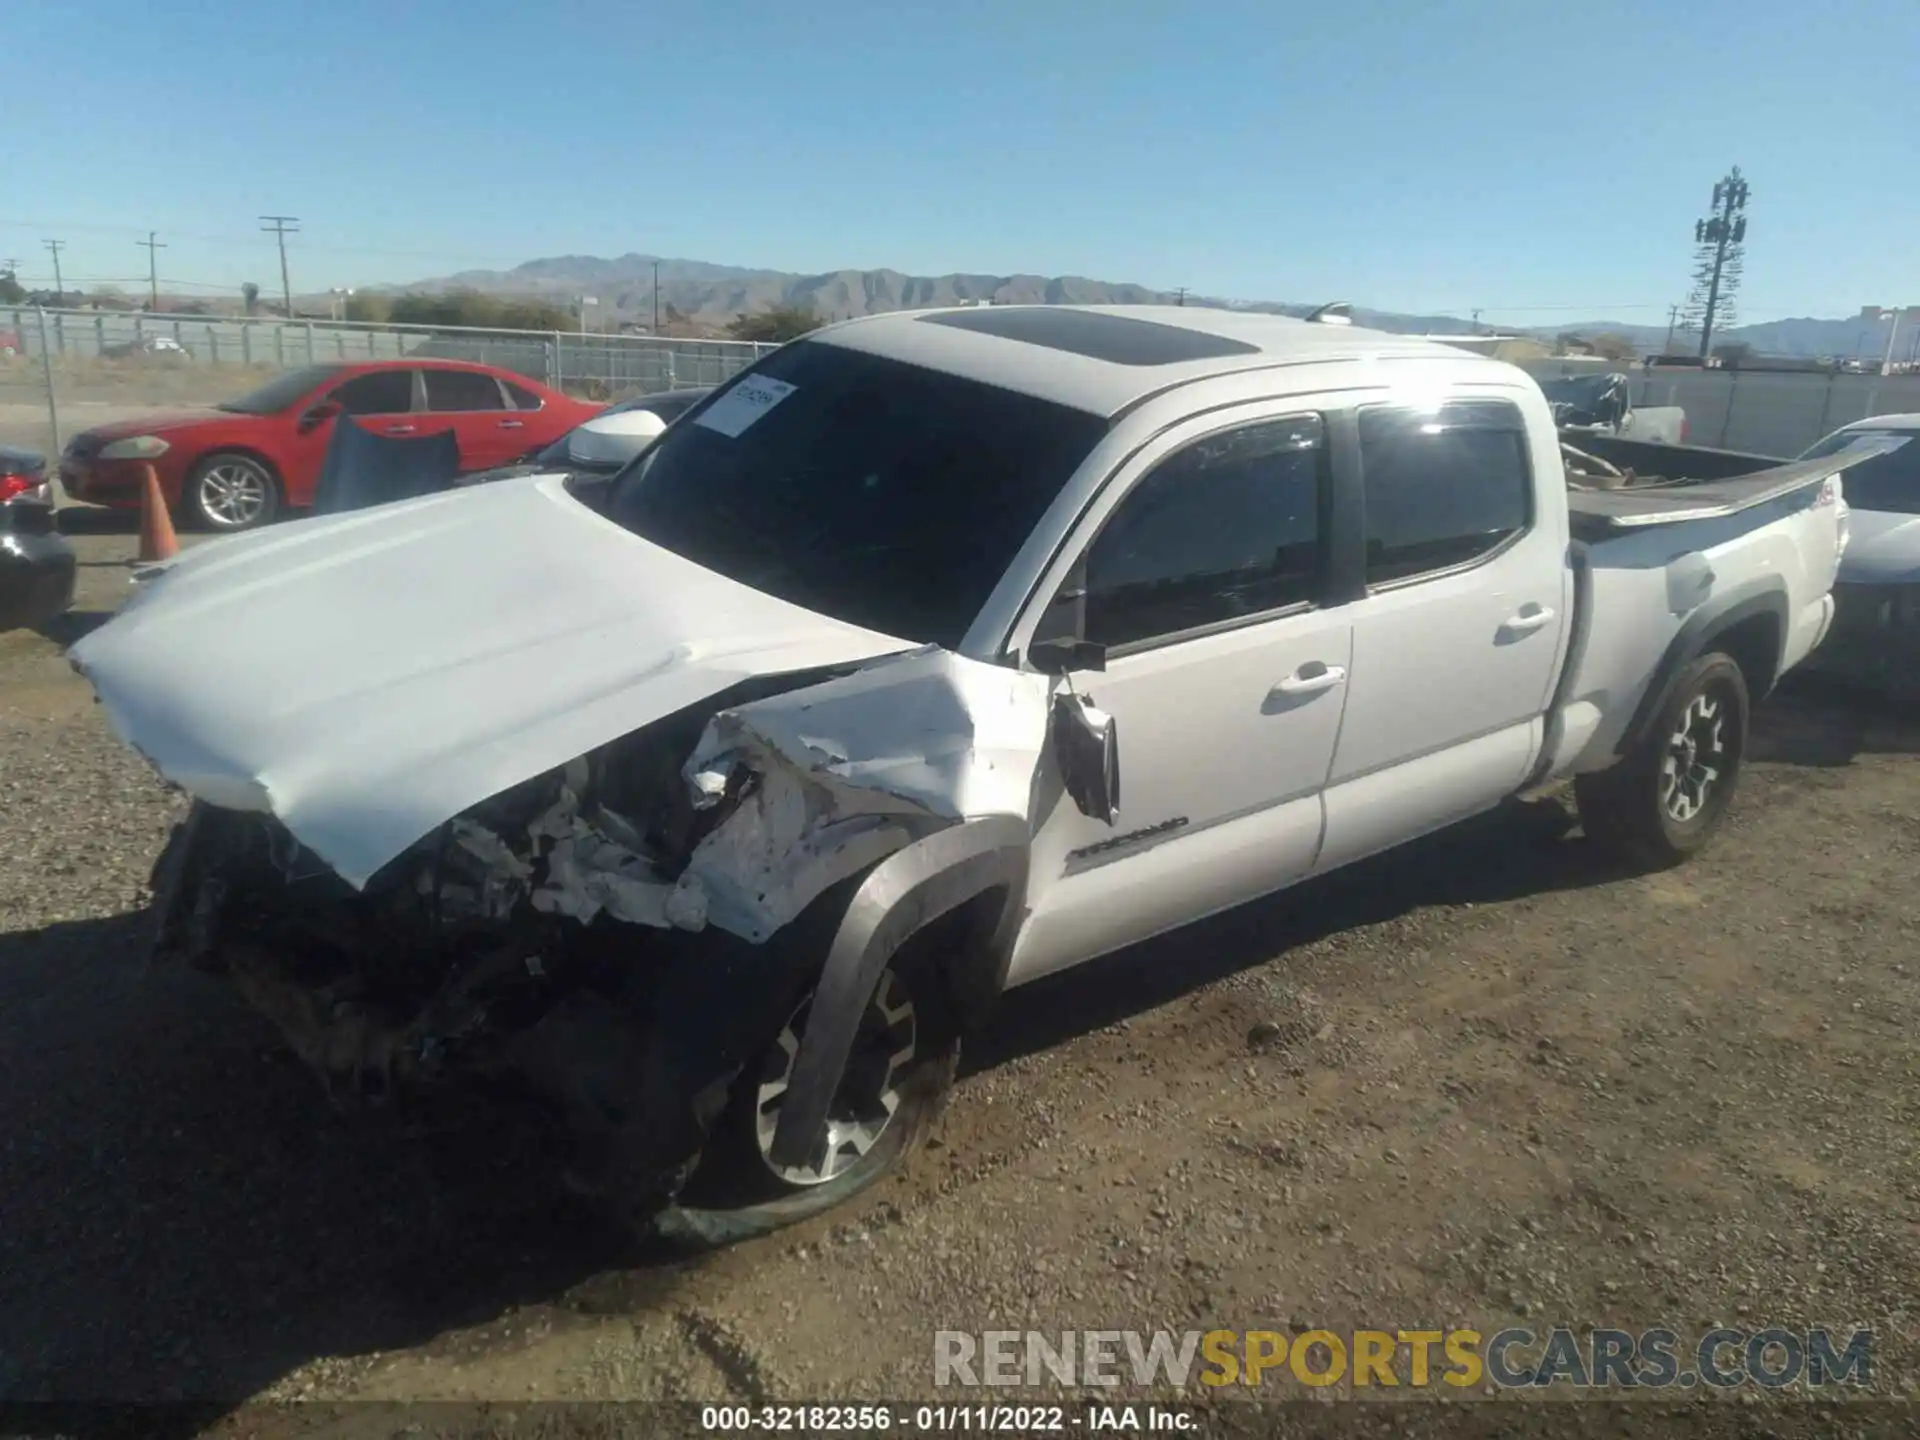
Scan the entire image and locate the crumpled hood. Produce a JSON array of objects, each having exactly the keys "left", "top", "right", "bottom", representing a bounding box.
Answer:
[
  {"left": 69, "top": 473, "right": 913, "bottom": 886},
  {"left": 1839, "top": 509, "right": 1920, "bottom": 586}
]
